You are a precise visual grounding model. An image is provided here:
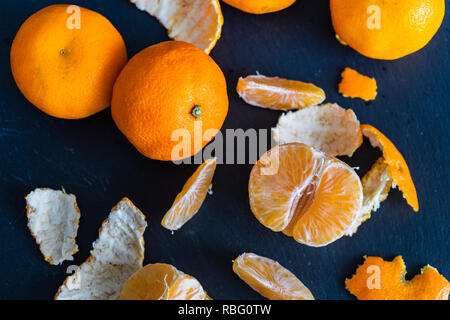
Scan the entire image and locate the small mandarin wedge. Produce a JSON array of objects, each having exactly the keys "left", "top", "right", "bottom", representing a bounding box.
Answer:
[
  {"left": 249, "top": 143, "right": 363, "bottom": 247},
  {"left": 237, "top": 74, "right": 325, "bottom": 111},
  {"left": 346, "top": 256, "right": 450, "bottom": 300},
  {"left": 120, "top": 263, "right": 211, "bottom": 300},
  {"left": 233, "top": 253, "right": 314, "bottom": 300},
  {"left": 162, "top": 158, "right": 217, "bottom": 230}
]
